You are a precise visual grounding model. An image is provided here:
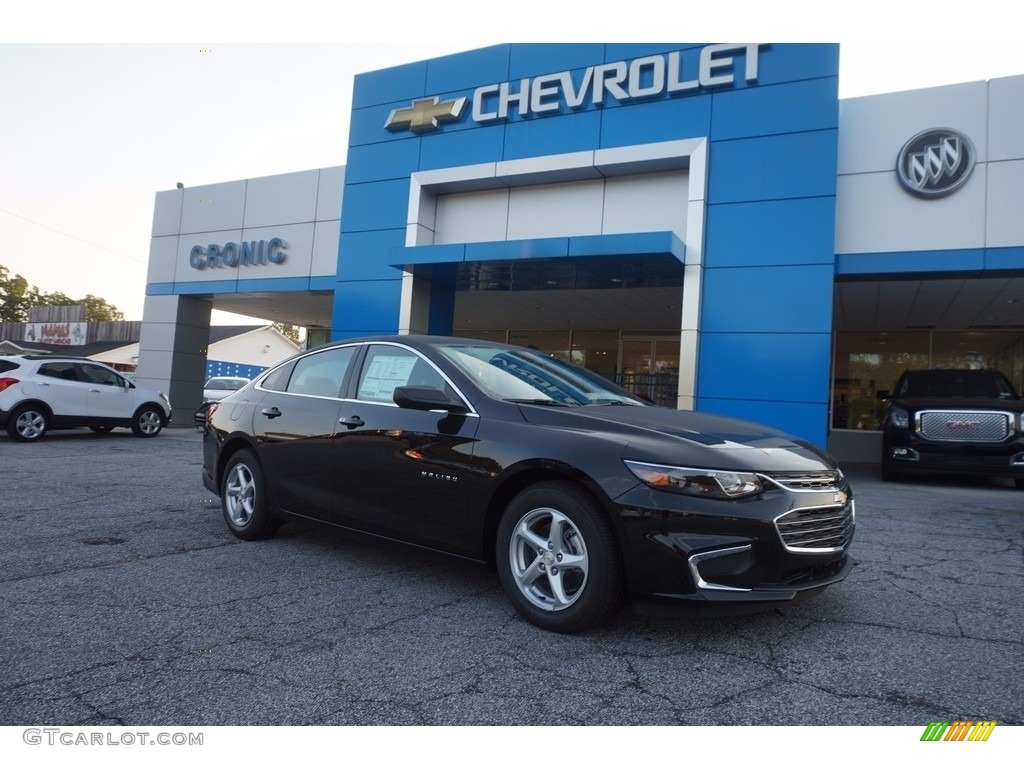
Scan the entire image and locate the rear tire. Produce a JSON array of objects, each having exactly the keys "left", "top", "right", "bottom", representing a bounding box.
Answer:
[
  {"left": 496, "top": 481, "right": 621, "bottom": 633},
  {"left": 7, "top": 404, "right": 49, "bottom": 442}
]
